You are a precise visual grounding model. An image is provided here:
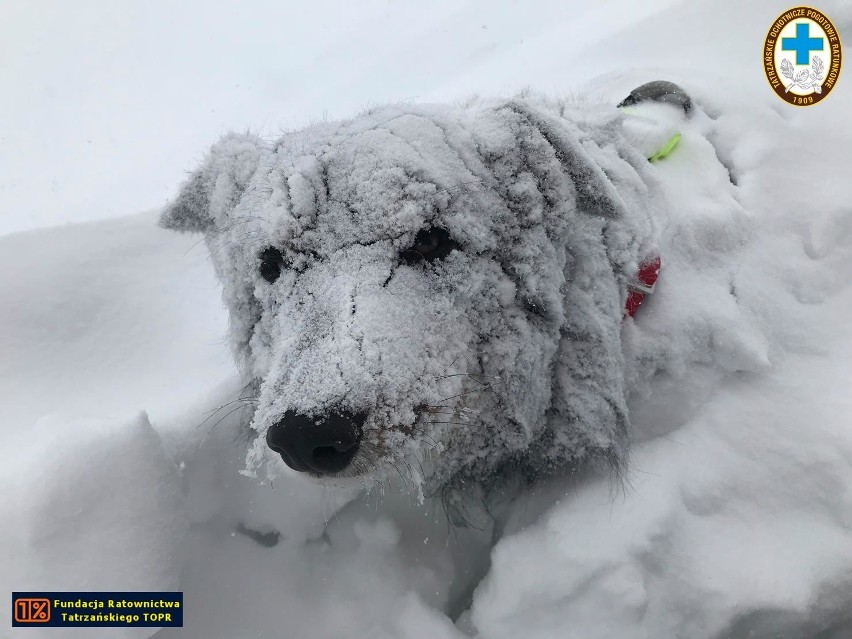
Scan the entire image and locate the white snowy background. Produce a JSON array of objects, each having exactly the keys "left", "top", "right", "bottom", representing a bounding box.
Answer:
[{"left": 2, "top": 0, "right": 852, "bottom": 637}]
